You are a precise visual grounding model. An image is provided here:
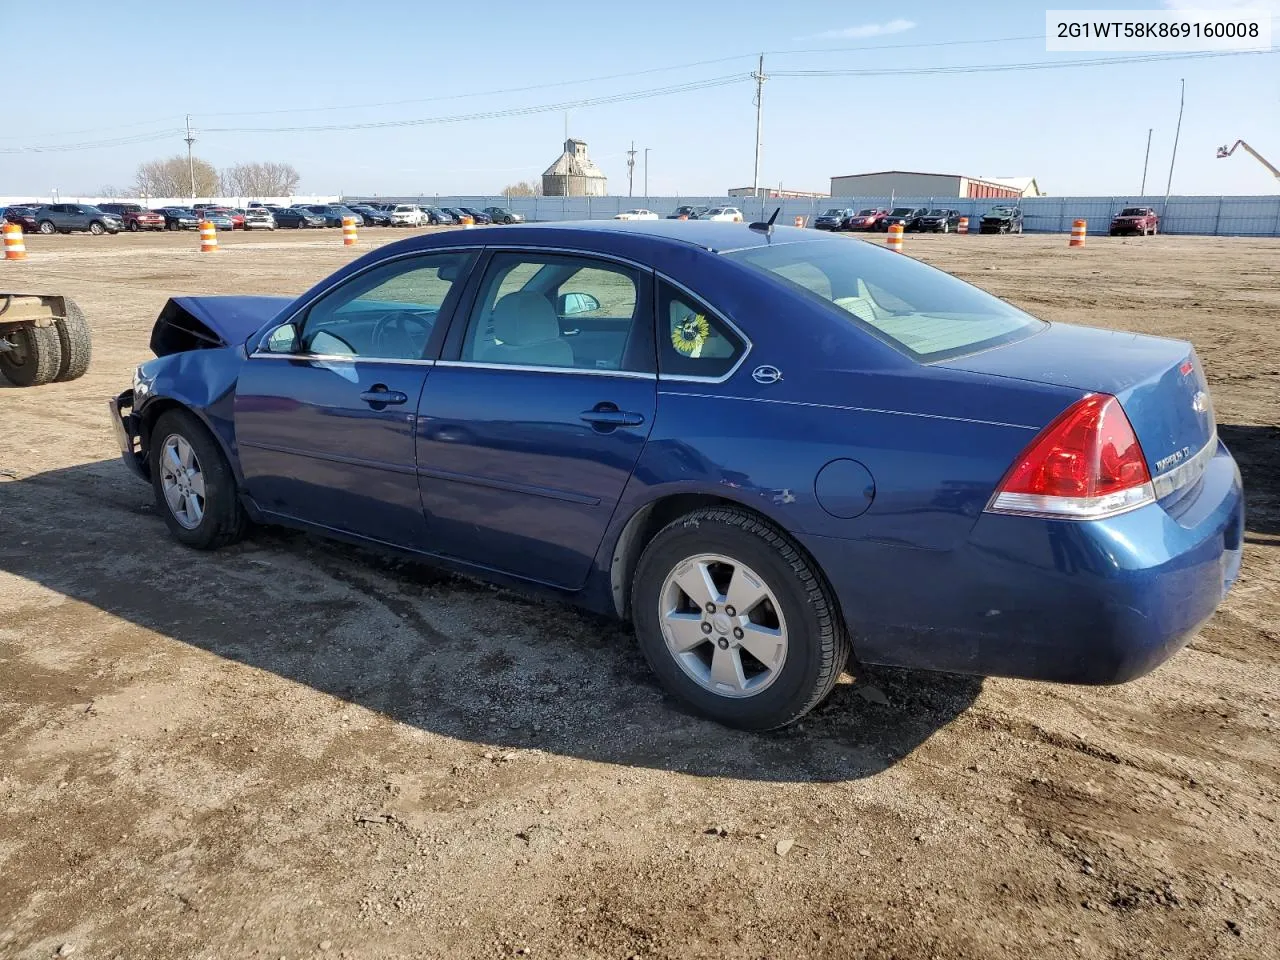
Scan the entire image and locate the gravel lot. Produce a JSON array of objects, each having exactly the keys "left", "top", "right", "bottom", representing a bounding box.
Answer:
[{"left": 1, "top": 226, "right": 1277, "bottom": 960}]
